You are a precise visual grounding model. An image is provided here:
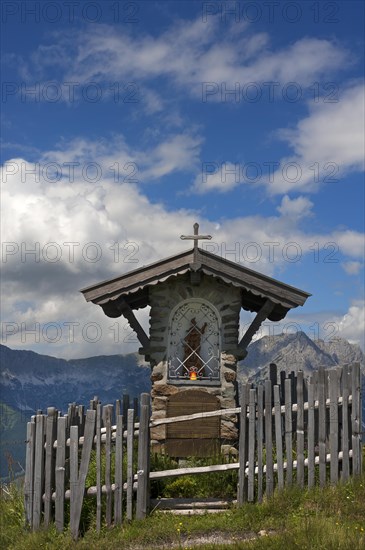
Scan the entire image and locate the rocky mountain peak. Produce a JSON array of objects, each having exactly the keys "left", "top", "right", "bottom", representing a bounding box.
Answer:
[{"left": 240, "top": 332, "right": 364, "bottom": 381}]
